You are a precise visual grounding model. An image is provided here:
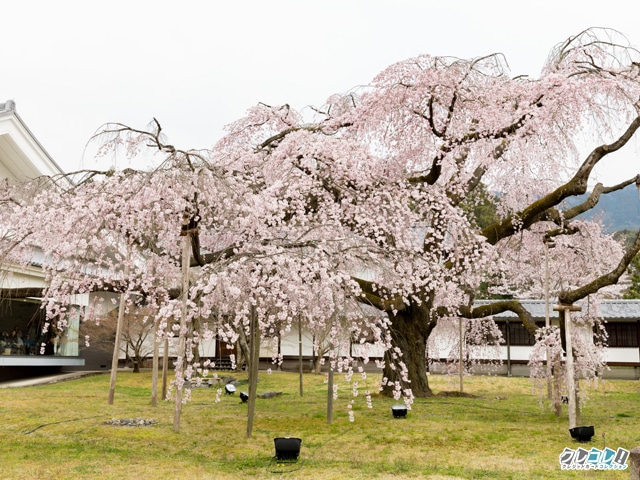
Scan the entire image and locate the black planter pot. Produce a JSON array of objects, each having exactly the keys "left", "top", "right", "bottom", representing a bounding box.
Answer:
[
  {"left": 391, "top": 404, "right": 407, "bottom": 418},
  {"left": 274, "top": 437, "right": 302, "bottom": 461},
  {"left": 569, "top": 426, "right": 595, "bottom": 442}
]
